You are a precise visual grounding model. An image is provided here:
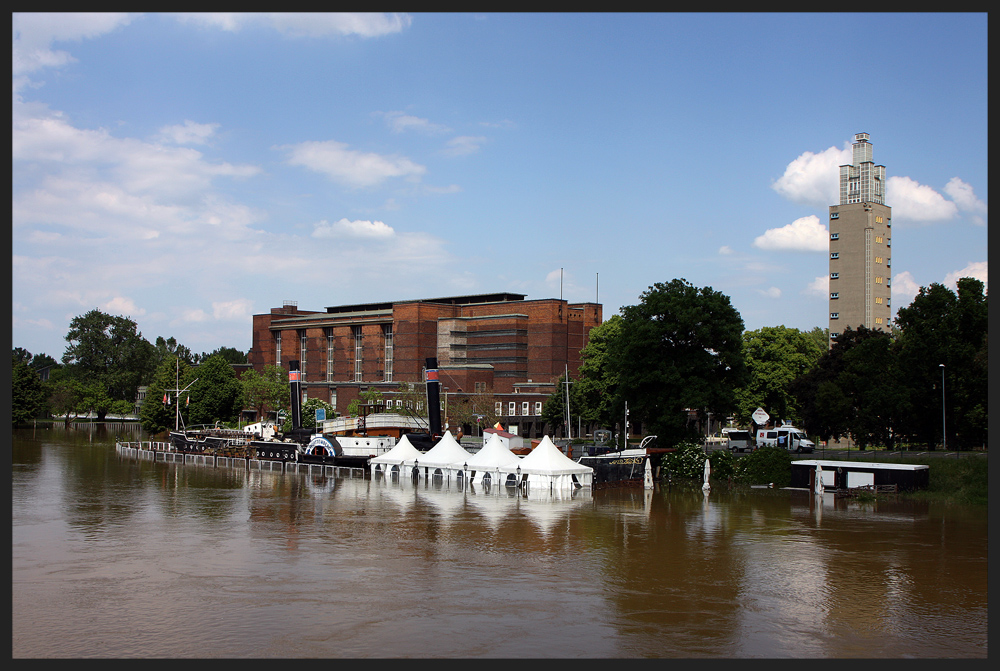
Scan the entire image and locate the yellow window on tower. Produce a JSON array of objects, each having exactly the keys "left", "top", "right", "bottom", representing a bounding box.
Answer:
[
  {"left": 875, "top": 297, "right": 883, "bottom": 304},
  {"left": 876, "top": 276, "right": 883, "bottom": 284},
  {"left": 875, "top": 236, "right": 883, "bottom": 243}
]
